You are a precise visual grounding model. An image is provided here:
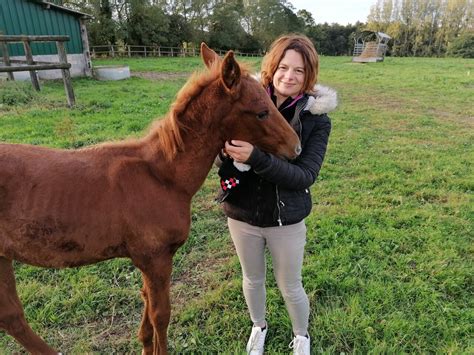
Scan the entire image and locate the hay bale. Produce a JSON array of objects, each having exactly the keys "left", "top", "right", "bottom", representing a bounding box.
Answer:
[{"left": 359, "top": 41, "right": 379, "bottom": 58}]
